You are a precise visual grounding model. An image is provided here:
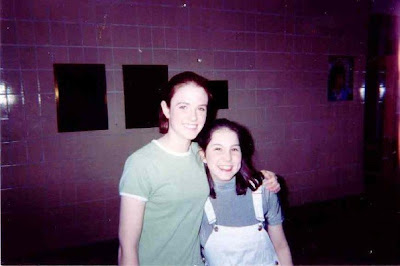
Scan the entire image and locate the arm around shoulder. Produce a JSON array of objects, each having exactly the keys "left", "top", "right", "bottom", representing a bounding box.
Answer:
[
  {"left": 118, "top": 196, "right": 146, "bottom": 266},
  {"left": 267, "top": 224, "right": 293, "bottom": 266}
]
